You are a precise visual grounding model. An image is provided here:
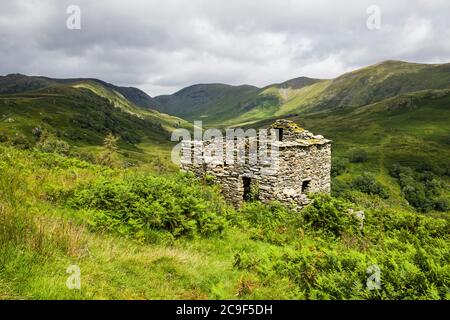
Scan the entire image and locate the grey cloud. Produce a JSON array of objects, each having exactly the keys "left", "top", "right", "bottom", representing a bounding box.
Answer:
[{"left": 1, "top": 0, "right": 450, "bottom": 95}]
